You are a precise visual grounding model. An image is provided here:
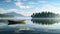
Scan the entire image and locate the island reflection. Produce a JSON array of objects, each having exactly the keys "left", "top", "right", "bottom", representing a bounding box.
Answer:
[{"left": 31, "top": 19, "right": 60, "bottom": 25}]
